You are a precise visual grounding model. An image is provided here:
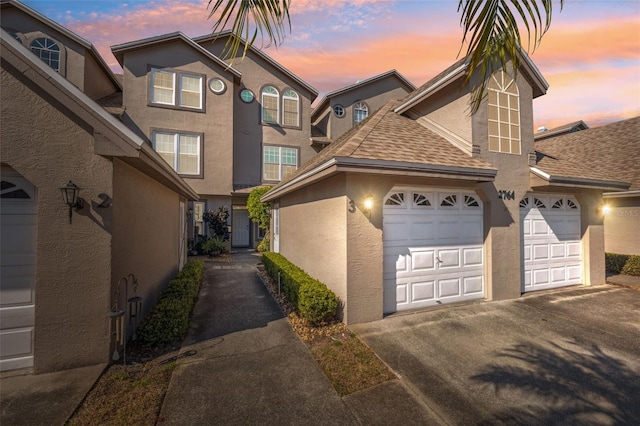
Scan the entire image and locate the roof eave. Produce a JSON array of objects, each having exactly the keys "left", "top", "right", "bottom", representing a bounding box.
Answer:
[
  {"left": 393, "top": 64, "right": 467, "bottom": 114},
  {"left": 530, "top": 167, "right": 630, "bottom": 191}
]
